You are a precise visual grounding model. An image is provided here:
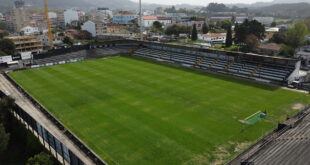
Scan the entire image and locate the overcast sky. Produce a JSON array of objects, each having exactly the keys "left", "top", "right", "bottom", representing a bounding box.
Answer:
[{"left": 130, "top": 0, "right": 273, "bottom": 6}]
